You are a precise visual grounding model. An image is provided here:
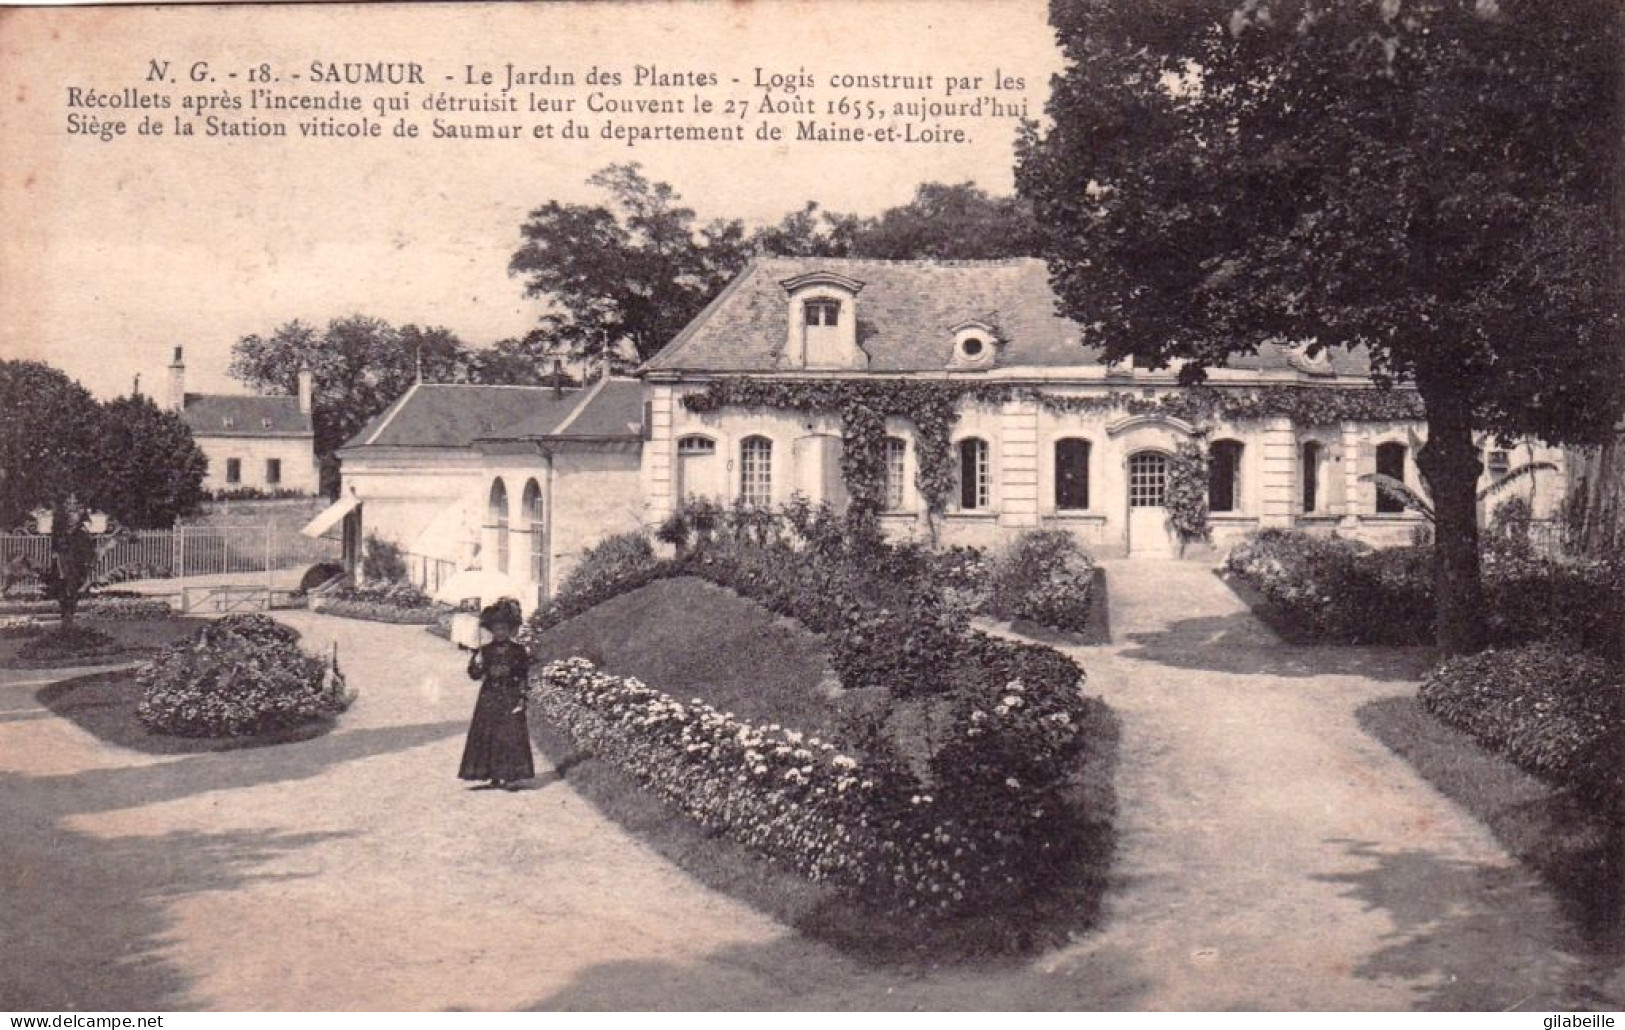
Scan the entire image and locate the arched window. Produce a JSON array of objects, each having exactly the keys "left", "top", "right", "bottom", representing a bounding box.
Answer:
[
  {"left": 522, "top": 478, "right": 544, "bottom": 583},
  {"left": 882, "top": 437, "right": 908, "bottom": 511},
  {"left": 488, "top": 478, "right": 510, "bottom": 575},
  {"left": 1209, "top": 440, "right": 1243, "bottom": 513},
  {"left": 1375, "top": 442, "right": 1408, "bottom": 513},
  {"left": 1055, "top": 438, "right": 1091, "bottom": 511},
  {"left": 958, "top": 437, "right": 990, "bottom": 510},
  {"left": 740, "top": 436, "right": 773, "bottom": 506},
  {"left": 1302, "top": 441, "right": 1323, "bottom": 513}
]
